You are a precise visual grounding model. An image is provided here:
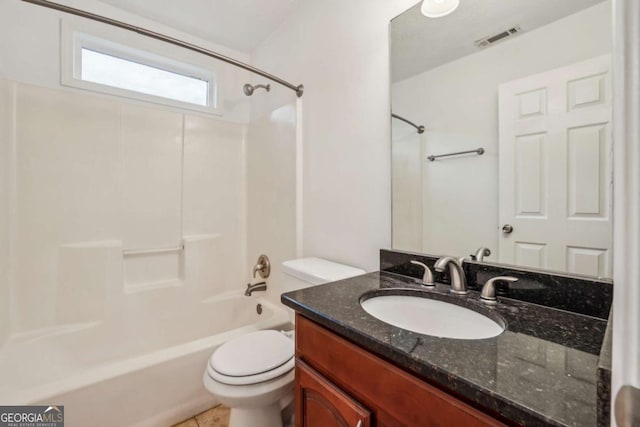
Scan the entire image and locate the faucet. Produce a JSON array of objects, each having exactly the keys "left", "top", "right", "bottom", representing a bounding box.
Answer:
[
  {"left": 245, "top": 281, "right": 267, "bottom": 296},
  {"left": 471, "top": 247, "right": 491, "bottom": 262},
  {"left": 480, "top": 276, "right": 518, "bottom": 304},
  {"left": 252, "top": 254, "right": 271, "bottom": 279},
  {"left": 410, "top": 260, "right": 435, "bottom": 287},
  {"left": 434, "top": 256, "right": 468, "bottom": 295}
]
